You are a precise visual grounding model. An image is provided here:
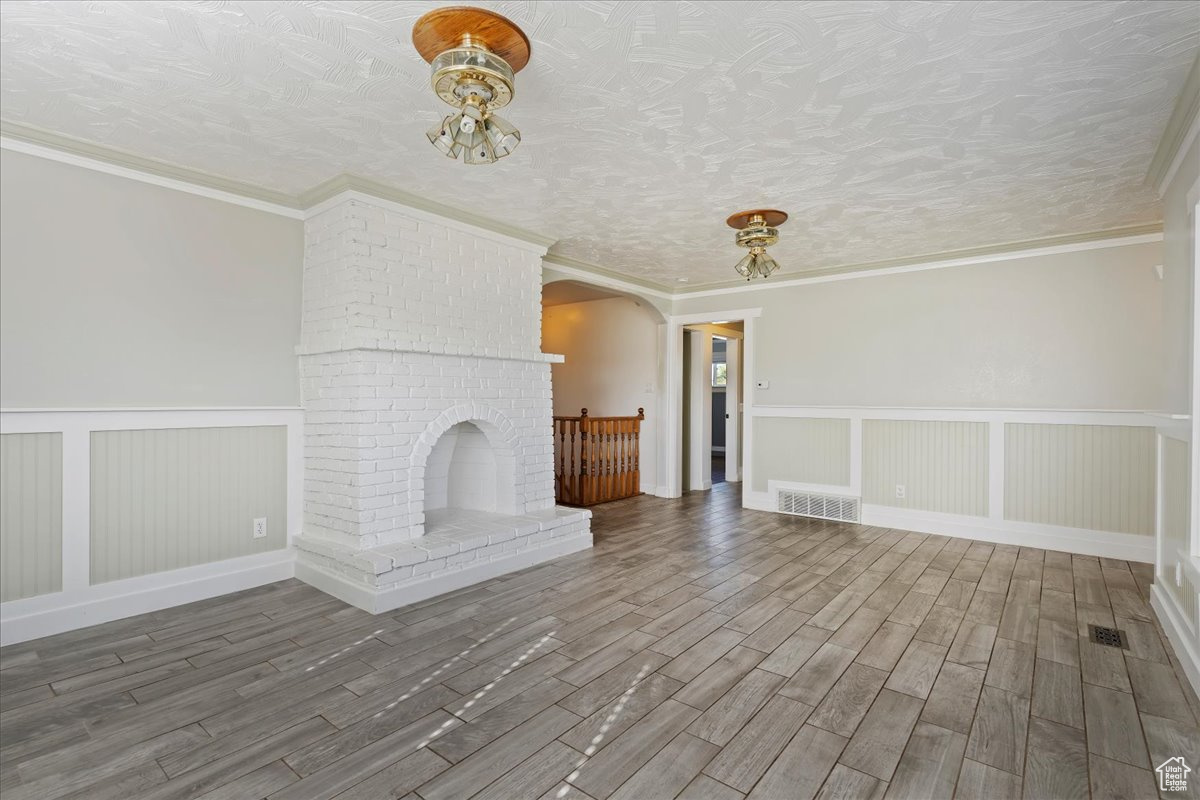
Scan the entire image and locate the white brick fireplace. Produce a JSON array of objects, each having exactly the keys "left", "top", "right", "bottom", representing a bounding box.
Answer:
[{"left": 292, "top": 192, "right": 592, "bottom": 613}]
